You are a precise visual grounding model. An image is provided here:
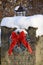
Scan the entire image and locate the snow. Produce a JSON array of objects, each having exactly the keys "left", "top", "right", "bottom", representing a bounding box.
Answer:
[
  {"left": 1, "top": 14, "right": 43, "bottom": 37},
  {"left": 1, "top": 17, "right": 19, "bottom": 28},
  {"left": 15, "top": 6, "right": 19, "bottom": 10},
  {"left": 15, "top": 28, "right": 27, "bottom": 34}
]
